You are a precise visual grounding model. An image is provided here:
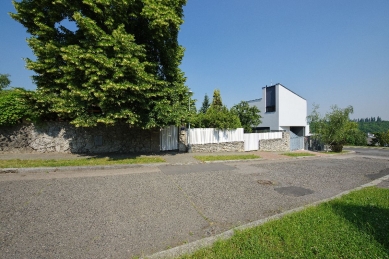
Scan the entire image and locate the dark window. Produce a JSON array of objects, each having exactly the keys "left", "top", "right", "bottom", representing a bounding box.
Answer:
[{"left": 266, "top": 86, "right": 276, "bottom": 112}]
